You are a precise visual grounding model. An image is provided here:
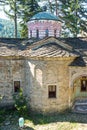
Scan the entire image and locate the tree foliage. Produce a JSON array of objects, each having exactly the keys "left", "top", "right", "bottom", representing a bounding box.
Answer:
[
  {"left": 37, "top": 0, "right": 87, "bottom": 37},
  {"left": 60, "top": 0, "right": 87, "bottom": 37},
  {"left": 0, "top": 0, "right": 42, "bottom": 38},
  {"left": 0, "top": 0, "right": 20, "bottom": 38},
  {"left": 13, "top": 89, "right": 28, "bottom": 116},
  {"left": 19, "top": 0, "right": 42, "bottom": 38},
  {"left": 0, "top": 0, "right": 87, "bottom": 37}
]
